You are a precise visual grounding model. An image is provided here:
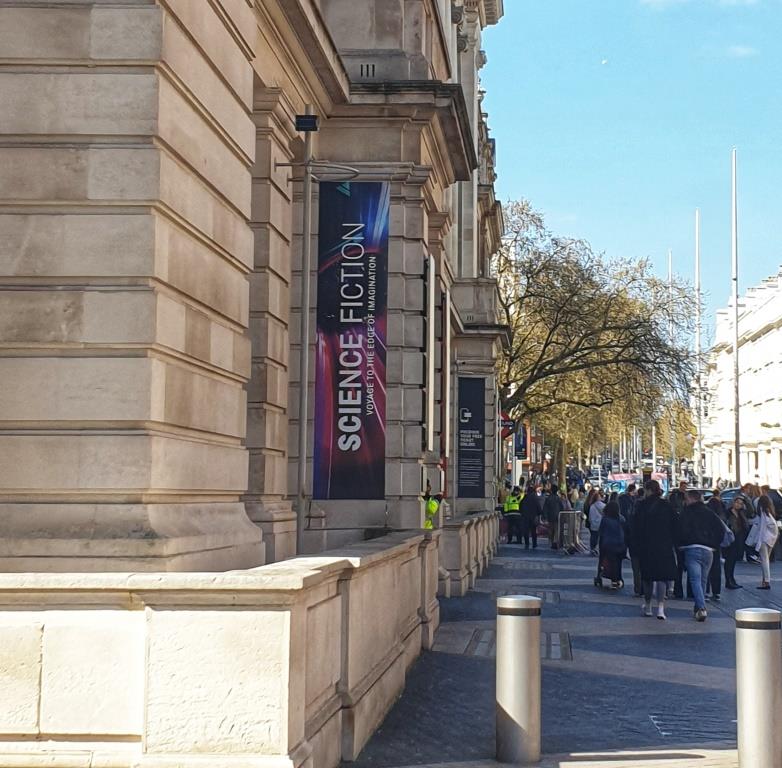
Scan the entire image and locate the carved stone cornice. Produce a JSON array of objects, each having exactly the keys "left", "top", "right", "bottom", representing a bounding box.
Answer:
[
  {"left": 463, "top": 0, "right": 504, "bottom": 27},
  {"left": 347, "top": 81, "right": 479, "bottom": 179}
]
